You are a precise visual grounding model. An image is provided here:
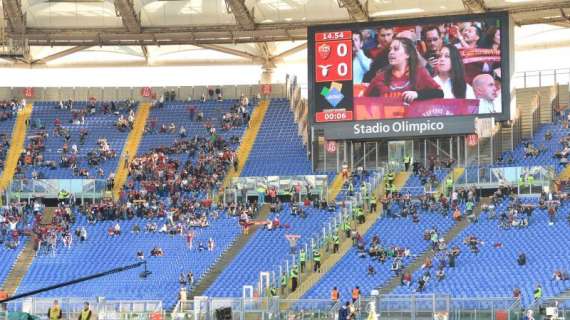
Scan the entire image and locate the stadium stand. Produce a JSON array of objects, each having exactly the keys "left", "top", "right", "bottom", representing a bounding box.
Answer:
[
  {"left": 18, "top": 101, "right": 136, "bottom": 179},
  {"left": 0, "top": 106, "right": 17, "bottom": 177},
  {"left": 0, "top": 242, "right": 27, "bottom": 288},
  {"left": 0, "top": 82, "right": 563, "bottom": 320},
  {"left": 241, "top": 98, "right": 312, "bottom": 177},
  {"left": 302, "top": 171, "right": 456, "bottom": 301},
  {"left": 392, "top": 194, "right": 570, "bottom": 306},
  {"left": 15, "top": 213, "right": 241, "bottom": 309},
  {"left": 203, "top": 203, "right": 343, "bottom": 297},
  {"left": 11, "top": 97, "right": 257, "bottom": 308},
  {"left": 0, "top": 1, "right": 567, "bottom": 319}
]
